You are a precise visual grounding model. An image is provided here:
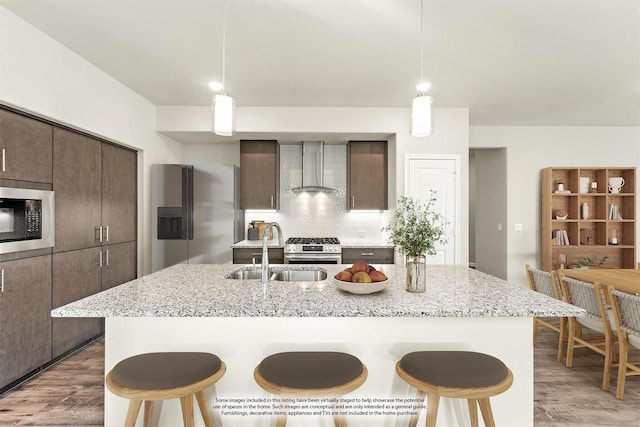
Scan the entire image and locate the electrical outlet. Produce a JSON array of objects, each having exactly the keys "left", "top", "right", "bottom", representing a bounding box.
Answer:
[
  {"left": 514, "top": 223, "right": 523, "bottom": 232},
  {"left": 497, "top": 223, "right": 503, "bottom": 232}
]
